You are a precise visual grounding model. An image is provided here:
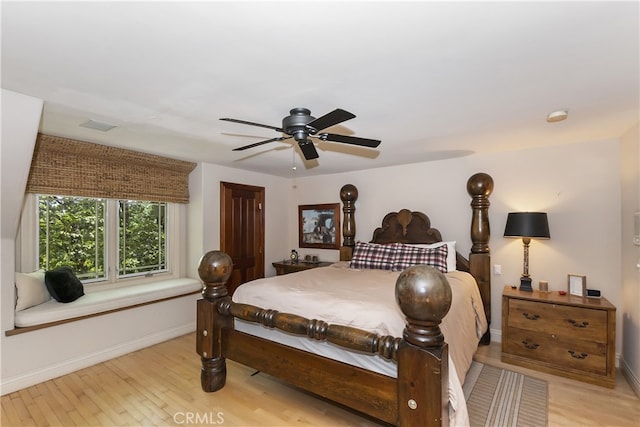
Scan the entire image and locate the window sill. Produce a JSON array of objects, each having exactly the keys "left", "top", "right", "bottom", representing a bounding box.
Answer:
[{"left": 6, "top": 278, "right": 201, "bottom": 336}]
